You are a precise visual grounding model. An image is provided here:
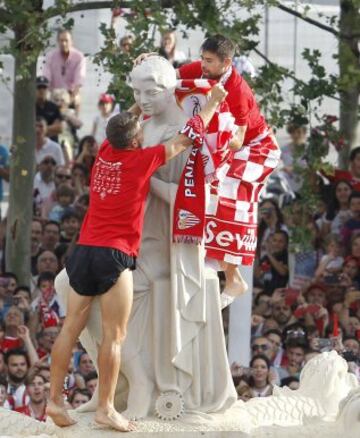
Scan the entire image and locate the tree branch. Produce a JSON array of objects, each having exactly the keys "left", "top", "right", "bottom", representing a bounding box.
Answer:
[
  {"left": 253, "top": 47, "right": 340, "bottom": 102},
  {"left": 45, "top": 1, "right": 130, "bottom": 19},
  {"left": 0, "top": 7, "right": 12, "bottom": 27},
  {"left": 276, "top": 2, "right": 339, "bottom": 37}
]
